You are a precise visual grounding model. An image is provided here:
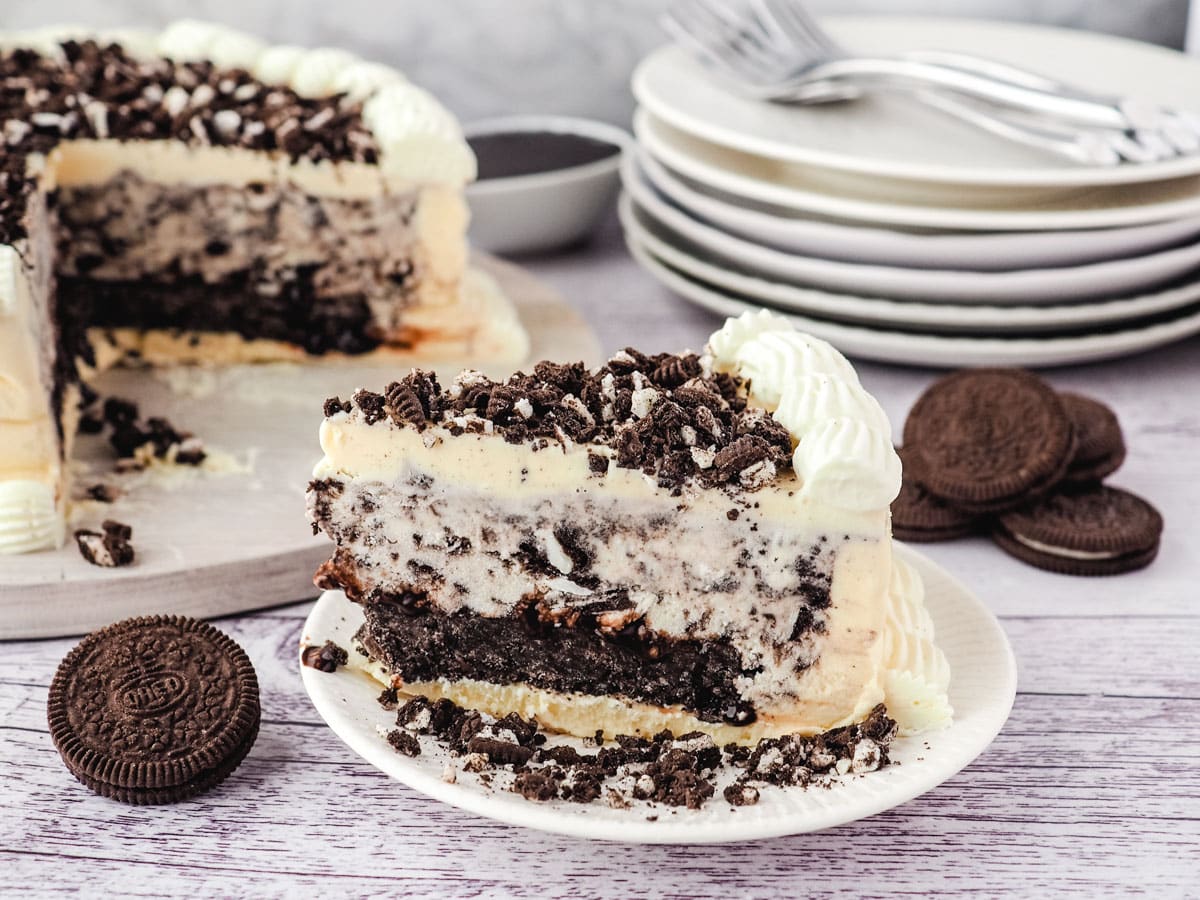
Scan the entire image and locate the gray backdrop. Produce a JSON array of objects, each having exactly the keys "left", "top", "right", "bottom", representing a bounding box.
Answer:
[{"left": 4, "top": 0, "right": 1191, "bottom": 127}]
